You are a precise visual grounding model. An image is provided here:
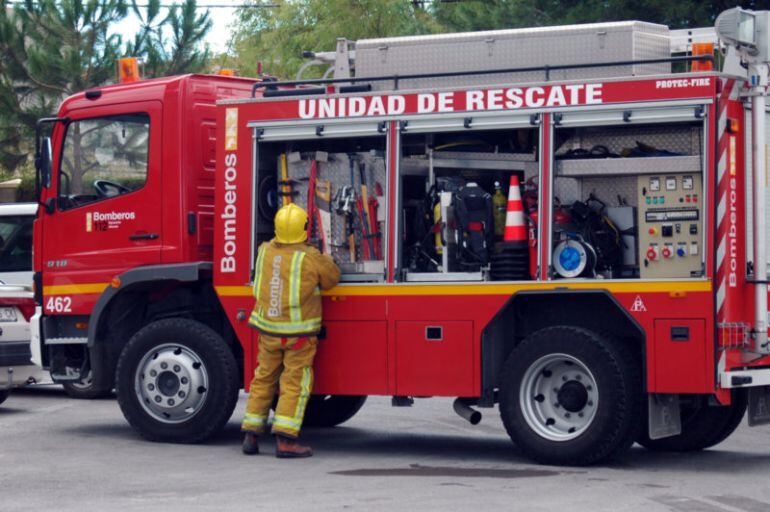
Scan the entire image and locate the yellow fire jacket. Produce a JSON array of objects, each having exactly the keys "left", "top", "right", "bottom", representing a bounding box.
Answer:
[{"left": 249, "top": 239, "right": 340, "bottom": 337}]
